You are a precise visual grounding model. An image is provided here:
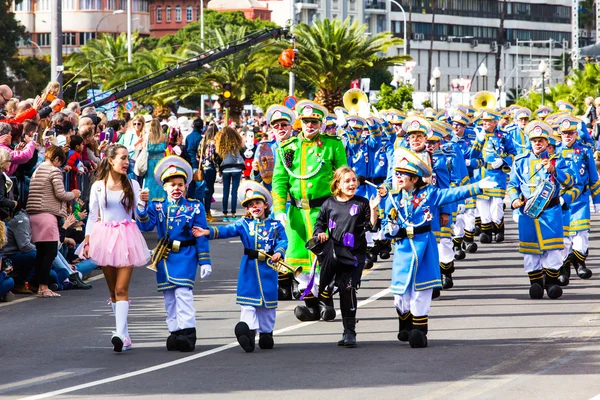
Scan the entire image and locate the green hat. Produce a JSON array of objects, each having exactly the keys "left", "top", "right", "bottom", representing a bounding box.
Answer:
[{"left": 296, "top": 100, "right": 327, "bottom": 121}]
